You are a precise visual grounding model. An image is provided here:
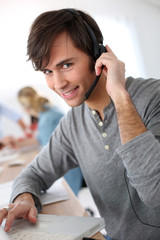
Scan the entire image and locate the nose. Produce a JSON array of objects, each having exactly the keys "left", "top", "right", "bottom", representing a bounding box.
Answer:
[
  {"left": 54, "top": 73, "right": 68, "bottom": 91},
  {"left": 47, "top": 72, "right": 68, "bottom": 91}
]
